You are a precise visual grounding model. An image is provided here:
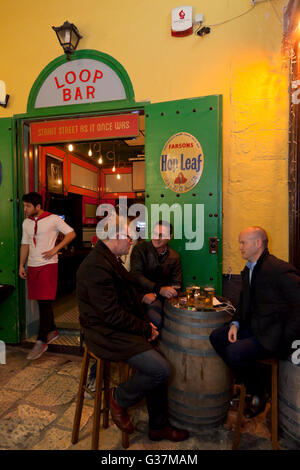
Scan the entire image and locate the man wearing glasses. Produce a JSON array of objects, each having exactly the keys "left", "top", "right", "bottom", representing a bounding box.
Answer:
[{"left": 77, "top": 215, "right": 188, "bottom": 442}]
